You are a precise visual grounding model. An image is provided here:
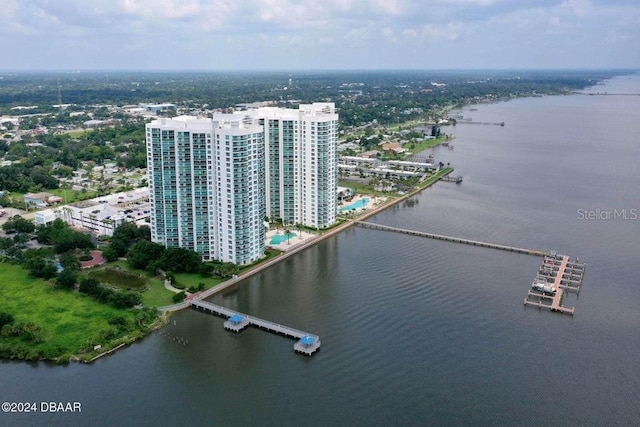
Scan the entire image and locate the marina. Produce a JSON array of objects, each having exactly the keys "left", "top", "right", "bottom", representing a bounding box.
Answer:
[
  {"left": 524, "top": 253, "right": 586, "bottom": 315},
  {"left": 190, "top": 299, "right": 321, "bottom": 356}
]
